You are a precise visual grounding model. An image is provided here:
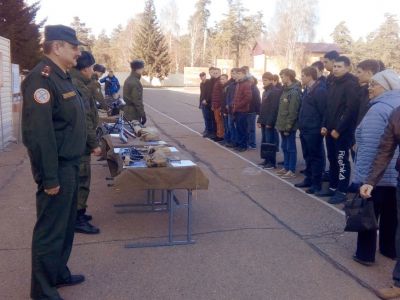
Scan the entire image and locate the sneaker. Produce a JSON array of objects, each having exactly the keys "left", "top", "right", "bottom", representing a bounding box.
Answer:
[
  {"left": 225, "top": 143, "right": 235, "bottom": 148},
  {"left": 235, "top": 147, "right": 247, "bottom": 152},
  {"left": 315, "top": 188, "right": 336, "bottom": 197},
  {"left": 263, "top": 163, "right": 276, "bottom": 170},
  {"left": 281, "top": 171, "right": 296, "bottom": 179},
  {"left": 276, "top": 168, "right": 287, "bottom": 175},
  {"left": 352, "top": 255, "right": 374, "bottom": 267},
  {"left": 248, "top": 146, "right": 257, "bottom": 150},
  {"left": 294, "top": 180, "right": 312, "bottom": 188},
  {"left": 328, "top": 191, "right": 347, "bottom": 204},
  {"left": 306, "top": 187, "right": 320, "bottom": 194}
]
